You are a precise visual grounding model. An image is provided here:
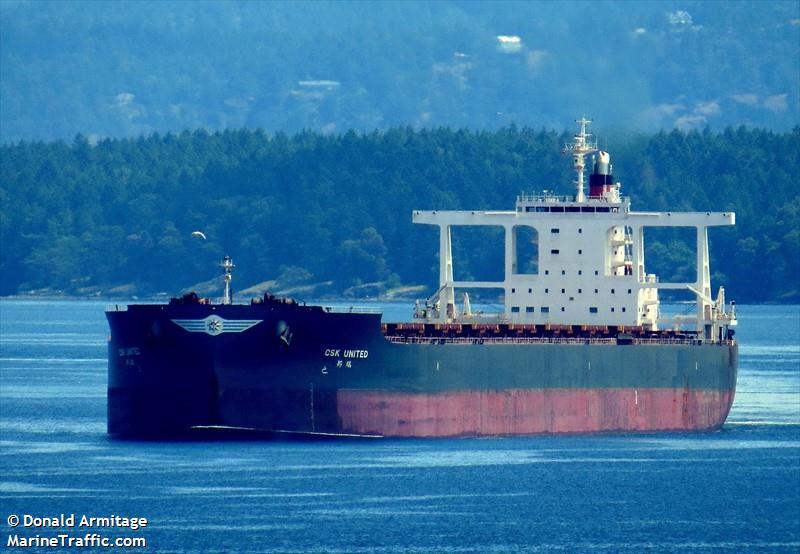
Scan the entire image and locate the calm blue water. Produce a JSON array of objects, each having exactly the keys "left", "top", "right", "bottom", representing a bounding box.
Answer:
[{"left": 1, "top": 300, "right": 798, "bottom": 553}]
